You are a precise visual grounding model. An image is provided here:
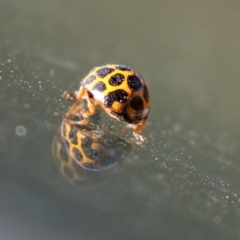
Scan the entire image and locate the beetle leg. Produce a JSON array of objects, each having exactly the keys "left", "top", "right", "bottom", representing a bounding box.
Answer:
[
  {"left": 119, "top": 123, "right": 148, "bottom": 145},
  {"left": 65, "top": 102, "right": 84, "bottom": 118},
  {"left": 75, "top": 86, "right": 85, "bottom": 101},
  {"left": 64, "top": 91, "right": 85, "bottom": 124},
  {"left": 81, "top": 91, "right": 96, "bottom": 118},
  {"left": 63, "top": 87, "right": 96, "bottom": 125},
  {"left": 132, "top": 122, "right": 147, "bottom": 144},
  {"left": 63, "top": 86, "right": 86, "bottom": 117},
  {"left": 64, "top": 102, "right": 93, "bottom": 128},
  {"left": 64, "top": 116, "right": 91, "bottom": 127},
  {"left": 62, "top": 91, "right": 77, "bottom": 101}
]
